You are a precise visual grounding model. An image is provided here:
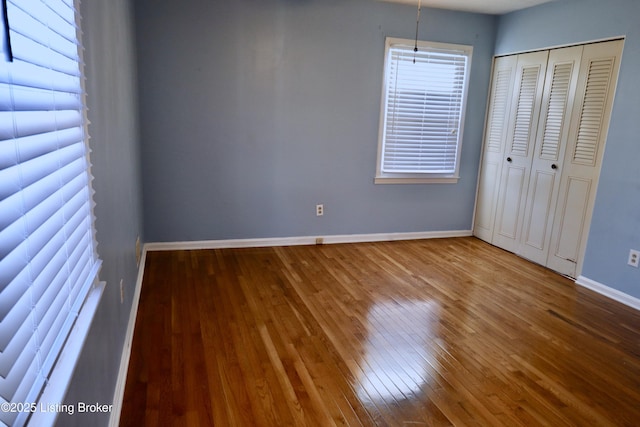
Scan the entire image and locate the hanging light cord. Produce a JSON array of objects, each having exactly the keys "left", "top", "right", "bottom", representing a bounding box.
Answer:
[{"left": 413, "top": 0, "right": 422, "bottom": 63}]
